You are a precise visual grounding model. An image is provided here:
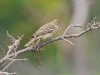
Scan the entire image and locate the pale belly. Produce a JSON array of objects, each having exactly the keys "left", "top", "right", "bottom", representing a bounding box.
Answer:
[{"left": 40, "top": 33, "right": 53, "bottom": 39}]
